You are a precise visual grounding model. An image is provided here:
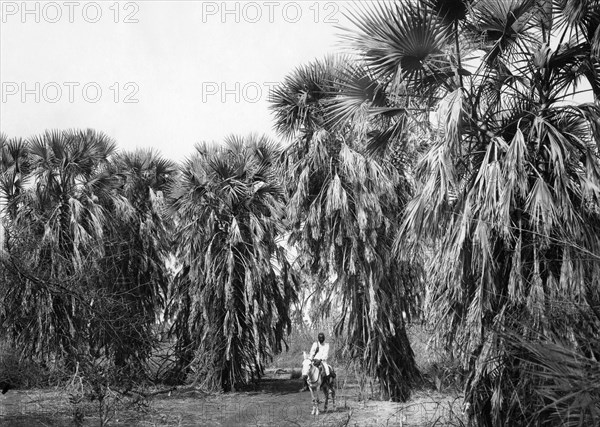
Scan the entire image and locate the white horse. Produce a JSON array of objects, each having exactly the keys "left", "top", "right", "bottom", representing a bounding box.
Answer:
[{"left": 301, "top": 351, "right": 335, "bottom": 415}]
